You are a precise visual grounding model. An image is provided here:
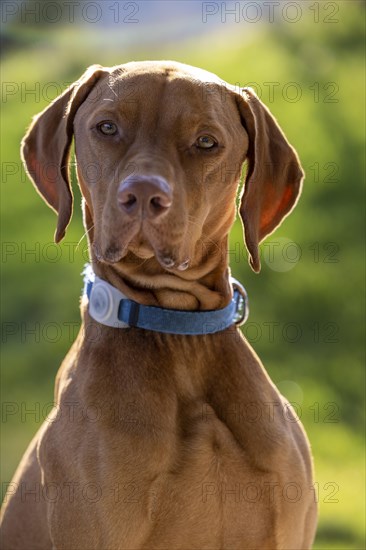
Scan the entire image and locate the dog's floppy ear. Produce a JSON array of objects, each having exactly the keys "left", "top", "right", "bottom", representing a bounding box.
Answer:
[
  {"left": 236, "top": 87, "right": 304, "bottom": 272},
  {"left": 21, "top": 65, "right": 109, "bottom": 242}
]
